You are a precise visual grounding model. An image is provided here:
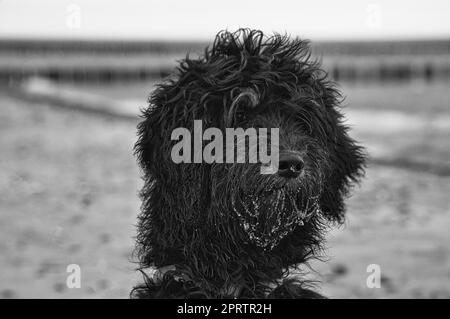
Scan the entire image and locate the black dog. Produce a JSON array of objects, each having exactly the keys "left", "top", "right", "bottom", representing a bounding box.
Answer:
[{"left": 132, "top": 29, "right": 365, "bottom": 298}]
